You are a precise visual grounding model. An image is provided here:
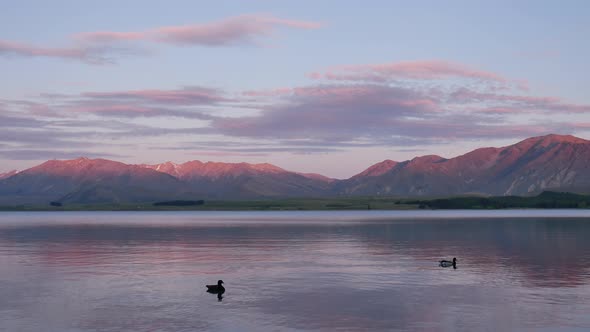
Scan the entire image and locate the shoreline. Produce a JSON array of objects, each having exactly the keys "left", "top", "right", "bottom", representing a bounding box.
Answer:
[{"left": 0, "top": 191, "right": 588, "bottom": 212}]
